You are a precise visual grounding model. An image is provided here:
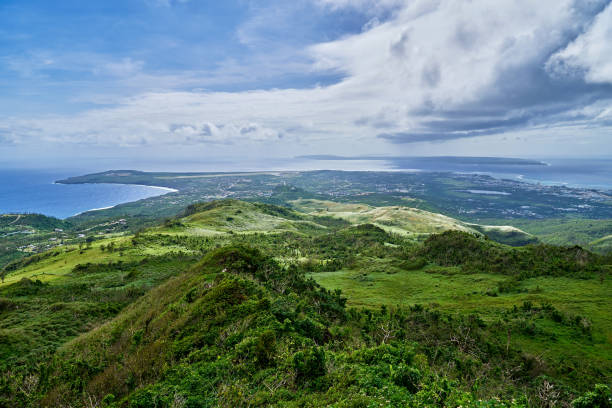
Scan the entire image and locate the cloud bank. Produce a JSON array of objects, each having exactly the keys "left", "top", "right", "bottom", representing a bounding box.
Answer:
[{"left": 1, "top": 0, "right": 612, "bottom": 159}]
